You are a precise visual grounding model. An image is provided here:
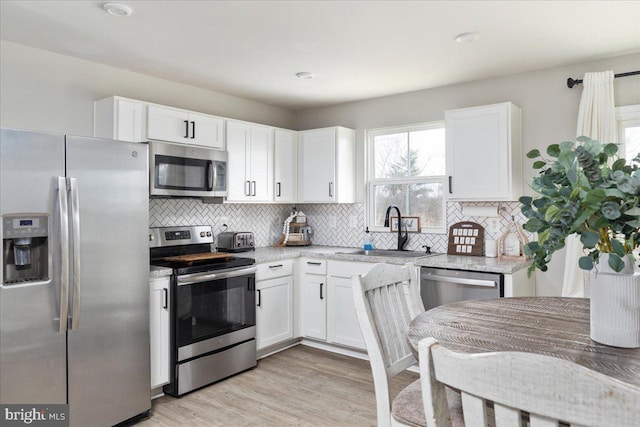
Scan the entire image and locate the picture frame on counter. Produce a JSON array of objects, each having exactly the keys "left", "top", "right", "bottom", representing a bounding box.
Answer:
[{"left": 390, "top": 216, "right": 420, "bottom": 233}]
